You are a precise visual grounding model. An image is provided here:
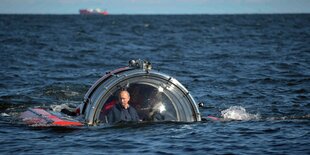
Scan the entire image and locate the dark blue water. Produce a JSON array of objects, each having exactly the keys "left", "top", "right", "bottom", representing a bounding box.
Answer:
[{"left": 0, "top": 14, "right": 309, "bottom": 154}]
